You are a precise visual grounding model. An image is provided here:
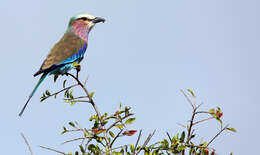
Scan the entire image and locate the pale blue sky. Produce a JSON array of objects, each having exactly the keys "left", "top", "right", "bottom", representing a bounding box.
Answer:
[{"left": 0, "top": 0, "right": 259, "bottom": 154}]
